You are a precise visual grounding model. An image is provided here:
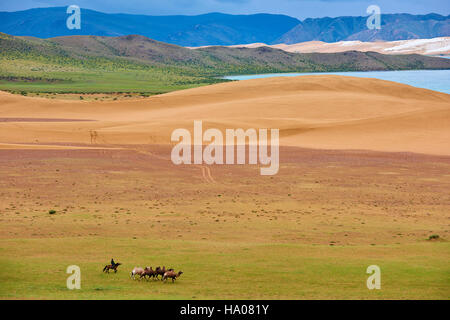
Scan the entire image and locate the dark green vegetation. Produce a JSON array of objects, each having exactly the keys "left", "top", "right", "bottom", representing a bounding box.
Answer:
[
  {"left": 1, "top": 7, "right": 448, "bottom": 45},
  {"left": 1, "top": 32, "right": 450, "bottom": 95}
]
